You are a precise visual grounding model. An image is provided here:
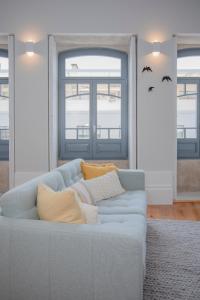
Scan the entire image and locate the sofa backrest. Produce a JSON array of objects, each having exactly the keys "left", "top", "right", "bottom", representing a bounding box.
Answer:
[
  {"left": 56, "top": 159, "right": 83, "bottom": 187},
  {"left": 0, "top": 170, "right": 66, "bottom": 219}
]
